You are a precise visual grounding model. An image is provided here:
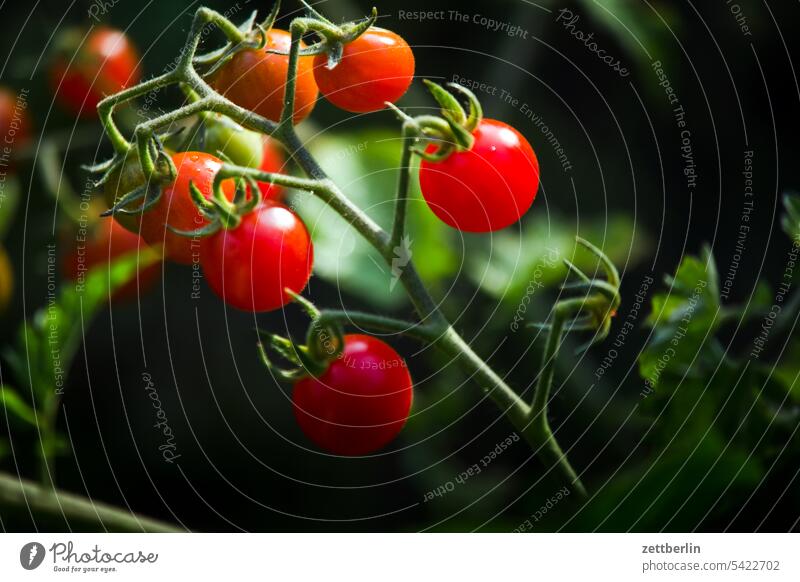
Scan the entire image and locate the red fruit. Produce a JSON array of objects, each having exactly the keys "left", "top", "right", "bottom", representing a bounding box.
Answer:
[
  {"left": 292, "top": 334, "right": 413, "bottom": 455},
  {"left": 210, "top": 29, "right": 318, "bottom": 124},
  {"left": 138, "top": 152, "right": 235, "bottom": 265},
  {"left": 0, "top": 87, "right": 31, "bottom": 161},
  {"left": 199, "top": 201, "right": 313, "bottom": 312},
  {"left": 419, "top": 119, "right": 539, "bottom": 232},
  {"left": 62, "top": 218, "right": 160, "bottom": 303},
  {"left": 313, "top": 27, "right": 414, "bottom": 113},
  {"left": 50, "top": 27, "right": 141, "bottom": 118}
]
